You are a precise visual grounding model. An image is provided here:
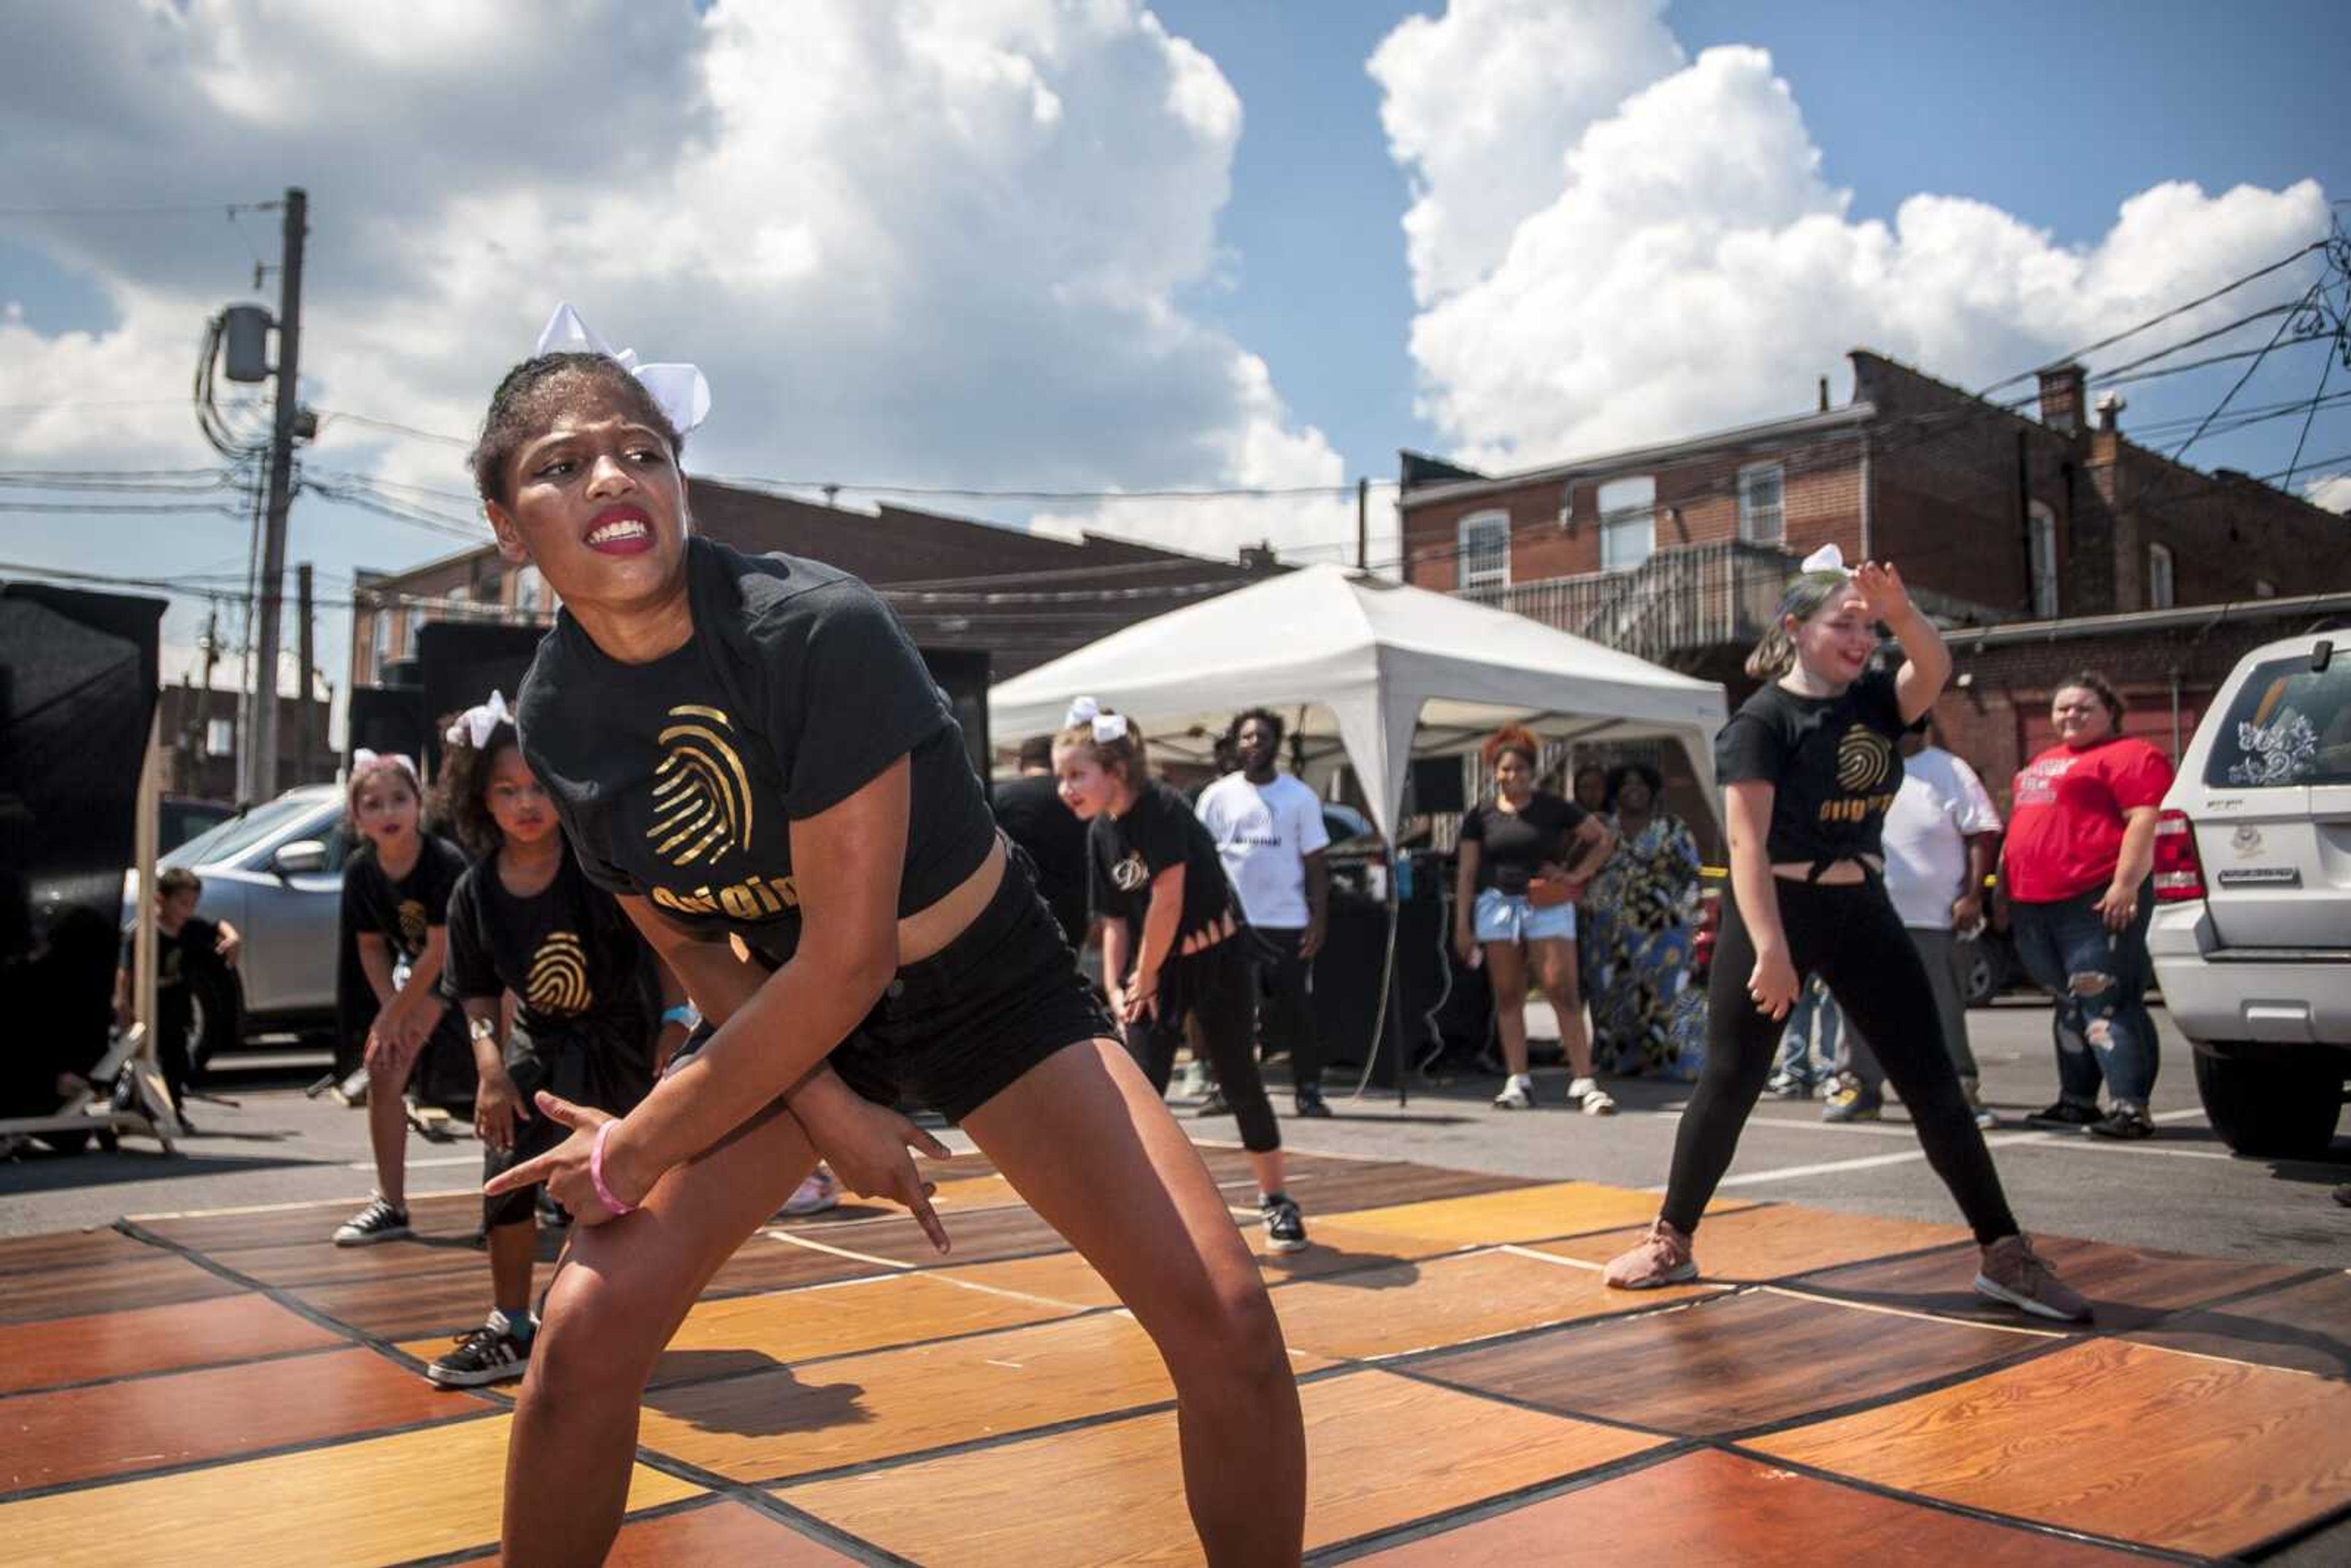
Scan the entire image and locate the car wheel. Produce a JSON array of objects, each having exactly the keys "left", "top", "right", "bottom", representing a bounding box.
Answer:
[{"left": 2192, "top": 1049, "right": 2344, "bottom": 1158}]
